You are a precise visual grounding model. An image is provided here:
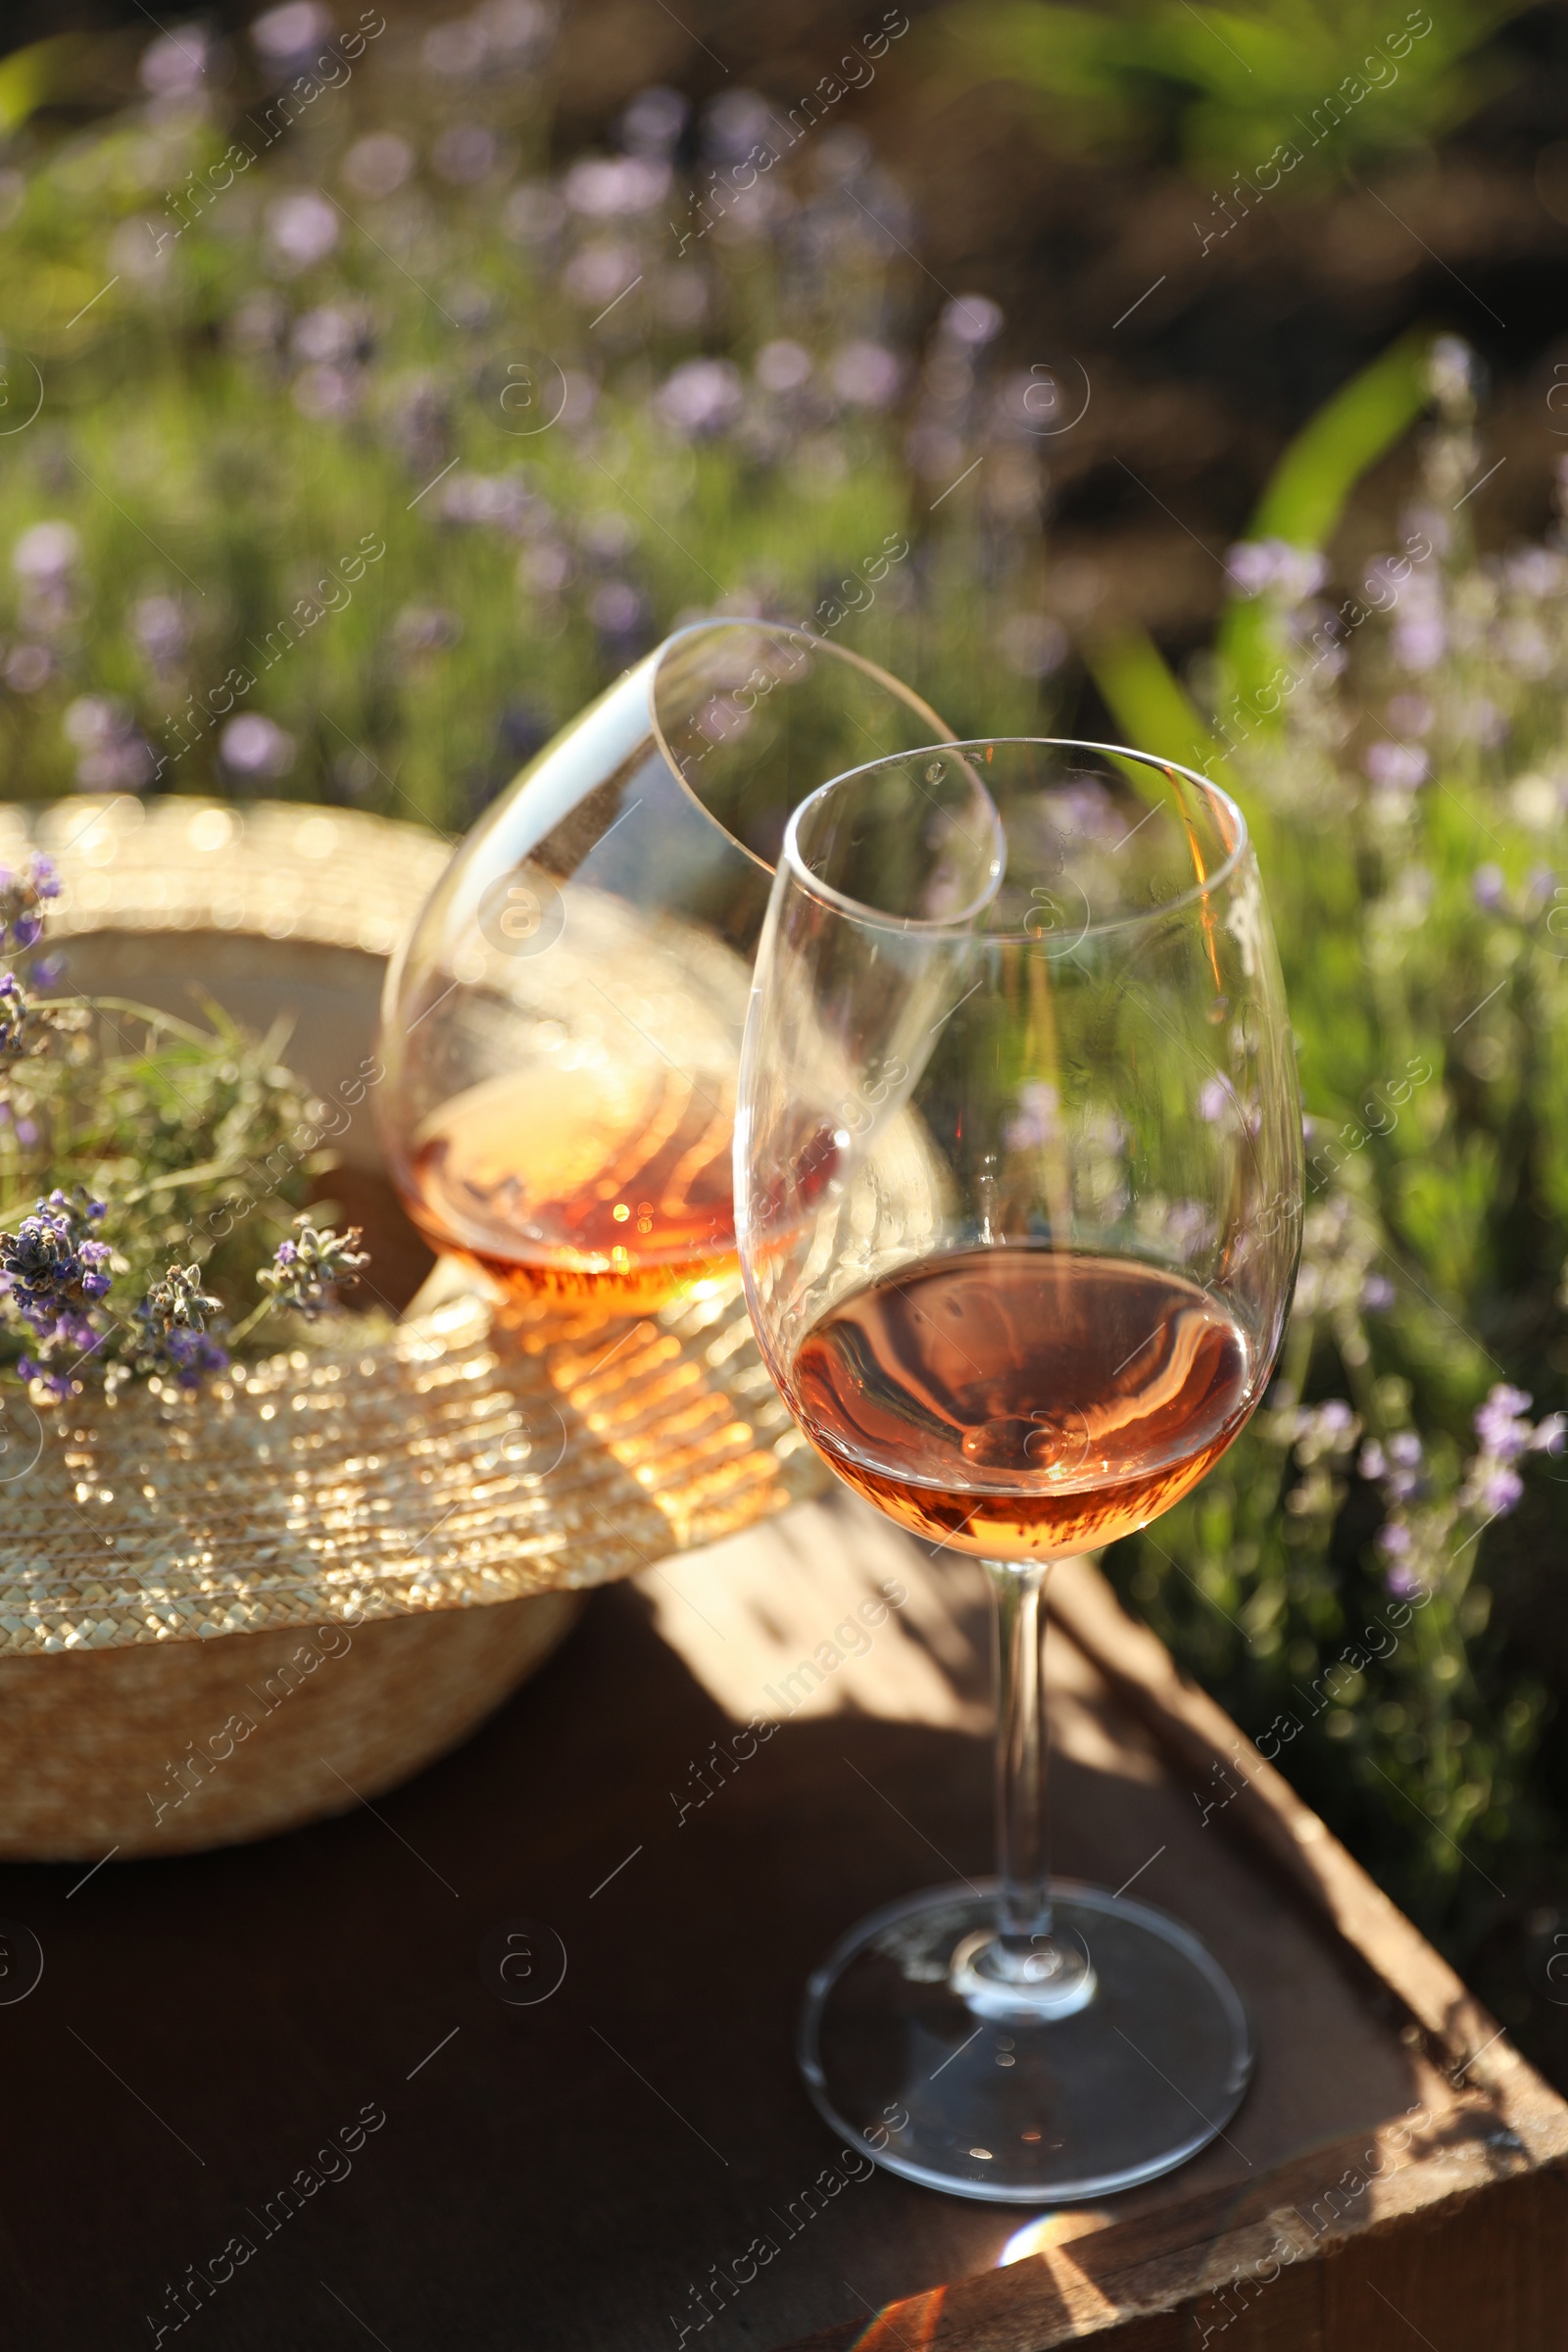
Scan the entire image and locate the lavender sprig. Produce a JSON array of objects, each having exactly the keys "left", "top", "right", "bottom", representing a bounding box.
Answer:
[
  {"left": 123, "top": 1263, "right": 231, "bottom": 1390},
  {"left": 0, "top": 1189, "right": 113, "bottom": 1396},
  {"left": 1357, "top": 1383, "right": 1566, "bottom": 1600},
  {"left": 255, "top": 1214, "right": 369, "bottom": 1321},
  {"left": 0, "top": 855, "right": 59, "bottom": 957}
]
